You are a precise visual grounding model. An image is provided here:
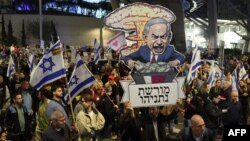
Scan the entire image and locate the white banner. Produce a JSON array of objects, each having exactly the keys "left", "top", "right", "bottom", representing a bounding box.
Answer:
[
  {"left": 120, "top": 81, "right": 185, "bottom": 107},
  {"left": 120, "top": 77, "right": 185, "bottom": 107}
]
